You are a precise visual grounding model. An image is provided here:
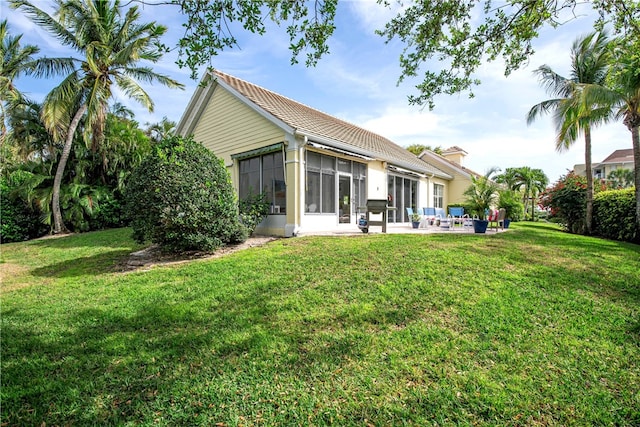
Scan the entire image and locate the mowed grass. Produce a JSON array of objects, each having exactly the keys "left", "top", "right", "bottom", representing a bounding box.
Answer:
[{"left": 1, "top": 223, "right": 639, "bottom": 426}]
